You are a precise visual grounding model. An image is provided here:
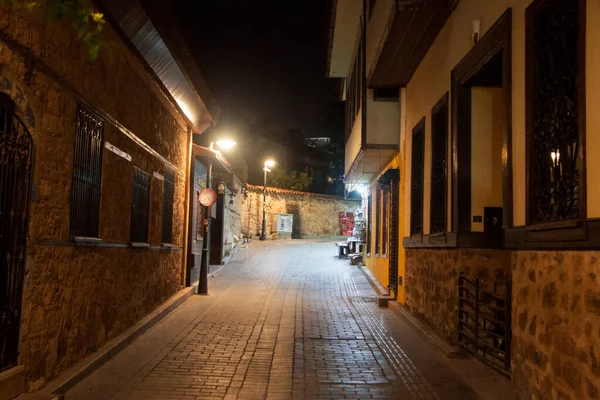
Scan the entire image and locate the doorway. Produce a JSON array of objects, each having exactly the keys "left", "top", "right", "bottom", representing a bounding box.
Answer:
[{"left": 0, "top": 94, "right": 33, "bottom": 371}]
